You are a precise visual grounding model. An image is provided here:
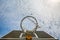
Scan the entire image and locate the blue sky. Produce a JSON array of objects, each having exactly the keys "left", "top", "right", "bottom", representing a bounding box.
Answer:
[{"left": 0, "top": 0, "right": 60, "bottom": 40}]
